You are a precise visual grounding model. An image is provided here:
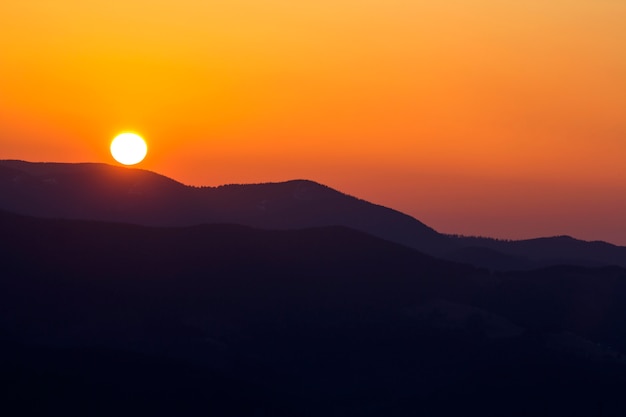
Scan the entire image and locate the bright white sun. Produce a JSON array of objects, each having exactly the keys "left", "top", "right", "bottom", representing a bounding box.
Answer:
[{"left": 110, "top": 133, "right": 148, "bottom": 165}]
